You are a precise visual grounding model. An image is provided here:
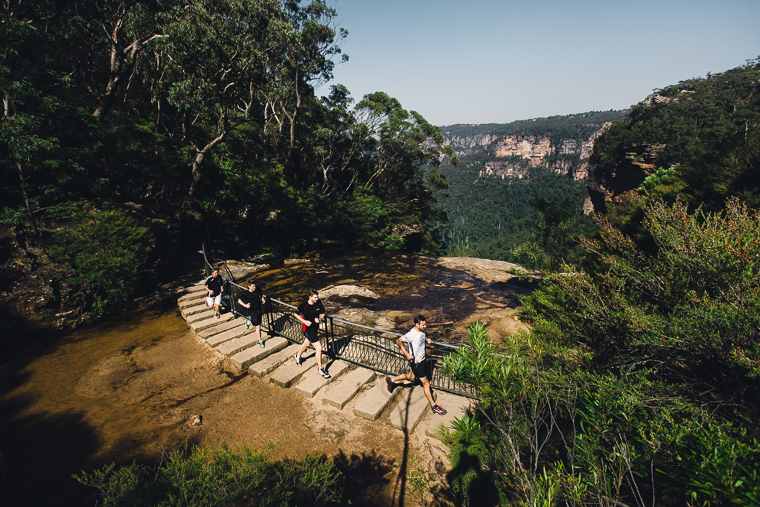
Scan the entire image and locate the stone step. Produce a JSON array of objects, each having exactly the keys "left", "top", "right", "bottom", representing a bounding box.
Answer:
[
  {"left": 186, "top": 308, "right": 215, "bottom": 324},
  {"left": 178, "top": 284, "right": 208, "bottom": 302},
  {"left": 198, "top": 319, "right": 241, "bottom": 339},
  {"left": 322, "top": 367, "right": 377, "bottom": 409},
  {"left": 424, "top": 392, "right": 474, "bottom": 440},
  {"left": 228, "top": 336, "right": 289, "bottom": 373},
  {"left": 389, "top": 384, "right": 430, "bottom": 433},
  {"left": 206, "top": 324, "right": 246, "bottom": 347},
  {"left": 189, "top": 312, "right": 233, "bottom": 333},
  {"left": 269, "top": 352, "right": 318, "bottom": 388},
  {"left": 180, "top": 299, "right": 208, "bottom": 316},
  {"left": 214, "top": 333, "right": 261, "bottom": 357},
  {"left": 353, "top": 378, "right": 400, "bottom": 421},
  {"left": 294, "top": 359, "right": 351, "bottom": 398},
  {"left": 248, "top": 344, "right": 301, "bottom": 378}
]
